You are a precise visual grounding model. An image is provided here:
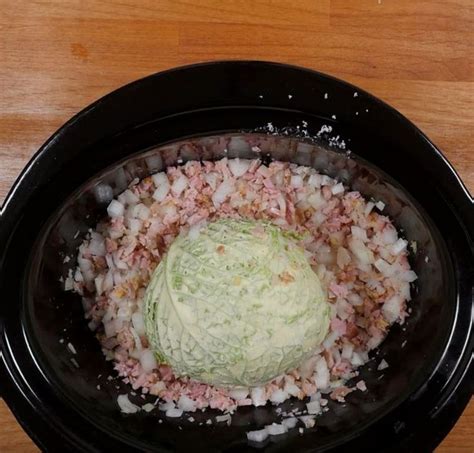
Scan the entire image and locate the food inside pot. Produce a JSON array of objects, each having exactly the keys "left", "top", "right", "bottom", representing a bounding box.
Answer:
[{"left": 64, "top": 158, "right": 416, "bottom": 439}]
